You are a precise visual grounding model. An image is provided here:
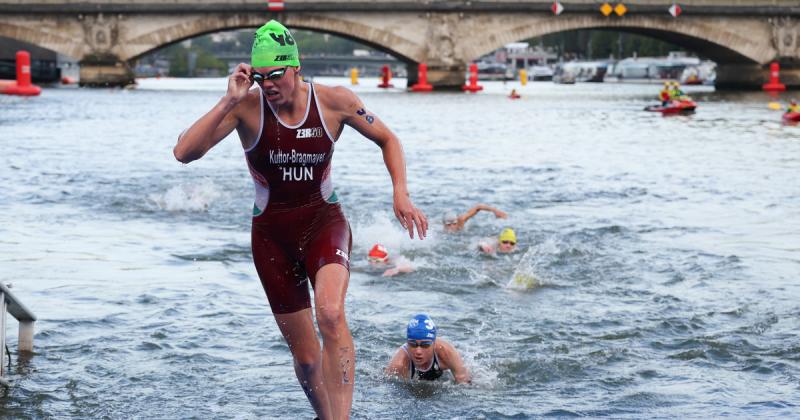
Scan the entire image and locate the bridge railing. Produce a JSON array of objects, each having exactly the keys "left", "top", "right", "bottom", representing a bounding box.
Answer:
[{"left": 0, "top": 282, "right": 36, "bottom": 387}]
